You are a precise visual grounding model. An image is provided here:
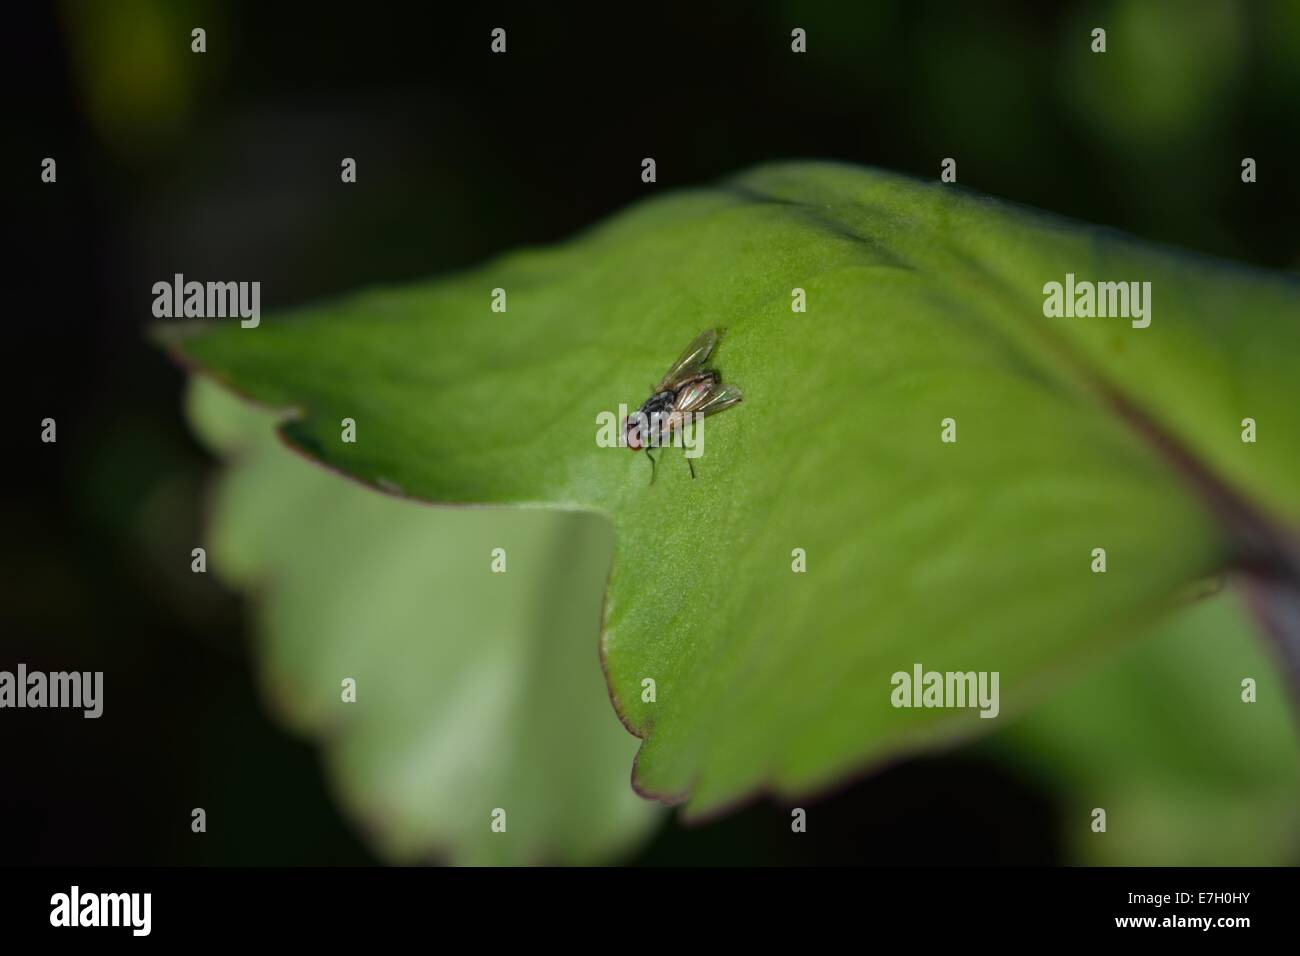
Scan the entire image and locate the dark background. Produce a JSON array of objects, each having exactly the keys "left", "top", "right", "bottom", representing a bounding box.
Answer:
[{"left": 5, "top": 0, "right": 1297, "bottom": 864}]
